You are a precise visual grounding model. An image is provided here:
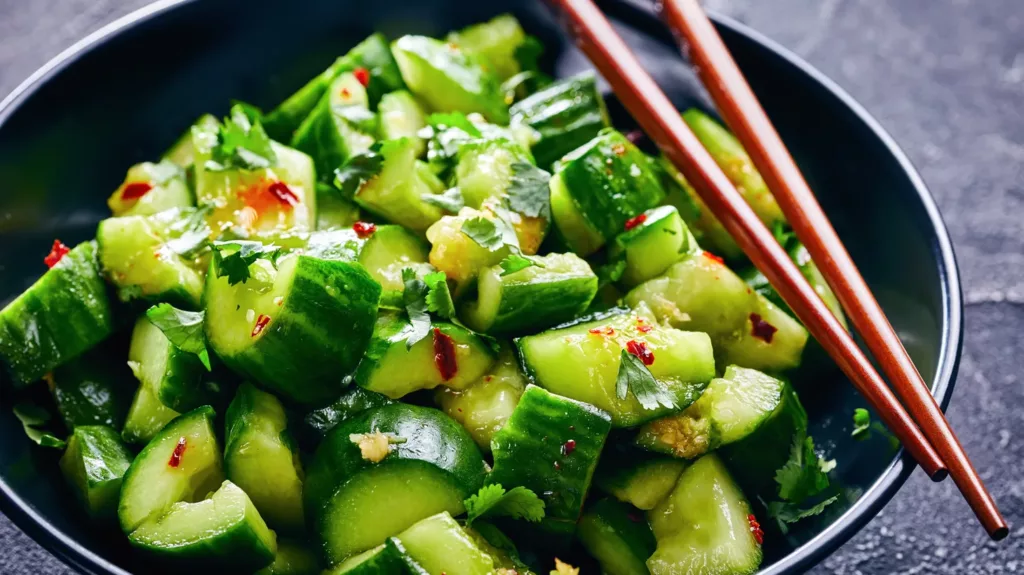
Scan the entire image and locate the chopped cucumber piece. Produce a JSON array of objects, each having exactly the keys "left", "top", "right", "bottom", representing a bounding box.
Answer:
[
  {"left": 204, "top": 252, "right": 381, "bottom": 405},
  {"left": 595, "top": 444, "right": 687, "bottom": 510},
  {"left": 59, "top": 425, "right": 134, "bottom": 521},
  {"left": 396, "top": 512, "right": 497, "bottom": 575},
  {"left": 107, "top": 161, "right": 193, "bottom": 217},
  {"left": 609, "top": 206, "right": 698, "bottom": 287},
  {"left": 646, "top": 454, "right": 762, "bottom": 575},
  {"left": 299, "top": 386, "right": 394, "bottom": 448},
  {"left": 455, "top": 139, "right": 532, "bottom": 209},
  {"left": 121, "top": 381, "right": 180, "bottom": 445},
  {"left": 425, "top": 207, "right": 510, "bottom": 290},
  {"left": 291, "top": 72, "right": 376, "bottom": 178},
  {"left": 357, "top": 224, "right": 430, "bottom": 290},
  {"left": 326, "top": 539, "right": 423, "bottom": 575},
  {"left": 224, "top": 383, "right": 305, "bottom": 532},
  {"left": 509, "top": 72, "right": 610, "bottom": 168},
  {"left": 379, "top": 91, "right": 427, "bottom": 155},
  {"left": 549, "top": 170, "right": 604, "bottom": 257},
  {"left": 163, "top": 114, "right": 219, "bottom": 168},
  {"left": 352, "top": 138, "right": 445, "bottom": 233},
  {"left": 256, "top": 538, "right": 321, "bottom": 575},
  {"left": 305, "top": 403, "right": 486, "bottom": 563},
  {"left": 392, "top": 35, "right": 508, "bottom": 124},
  {"left": 128, "top": 480, "right": 276, "bottom": 572},
  {"left": 578, "top": 498, "right": 657, "bottom": 575},
  {"left": 0, "top": 241, "right": 115, "bottom": 387},
  {"left": 461, "top": 252, "right": 598, "bottom": 334},
  {"left": 51, "top": 339, "right": 135, "bottom": 431},
  {"left": 355, "top": 313, "right": 497, "bottom": 399},
  {"left": 127, "top": 316, "right": 207, "bottom": 413},
  {"left": 316, "top": 183, "right": 362, "bottom": 230},
  {"left": 516, "top": 306, "right": 715, "bottom": 427},
  {"left": 489, "top": 385, "right": 612, "bottom": 540},
  {"left": 447, "top": 14, "right": 528, "bottom": 81}
]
